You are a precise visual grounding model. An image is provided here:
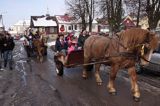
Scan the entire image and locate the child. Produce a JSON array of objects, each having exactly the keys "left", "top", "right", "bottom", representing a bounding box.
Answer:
[{"left": 67, "top": 40, "right": 77, "bottom": 54}]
